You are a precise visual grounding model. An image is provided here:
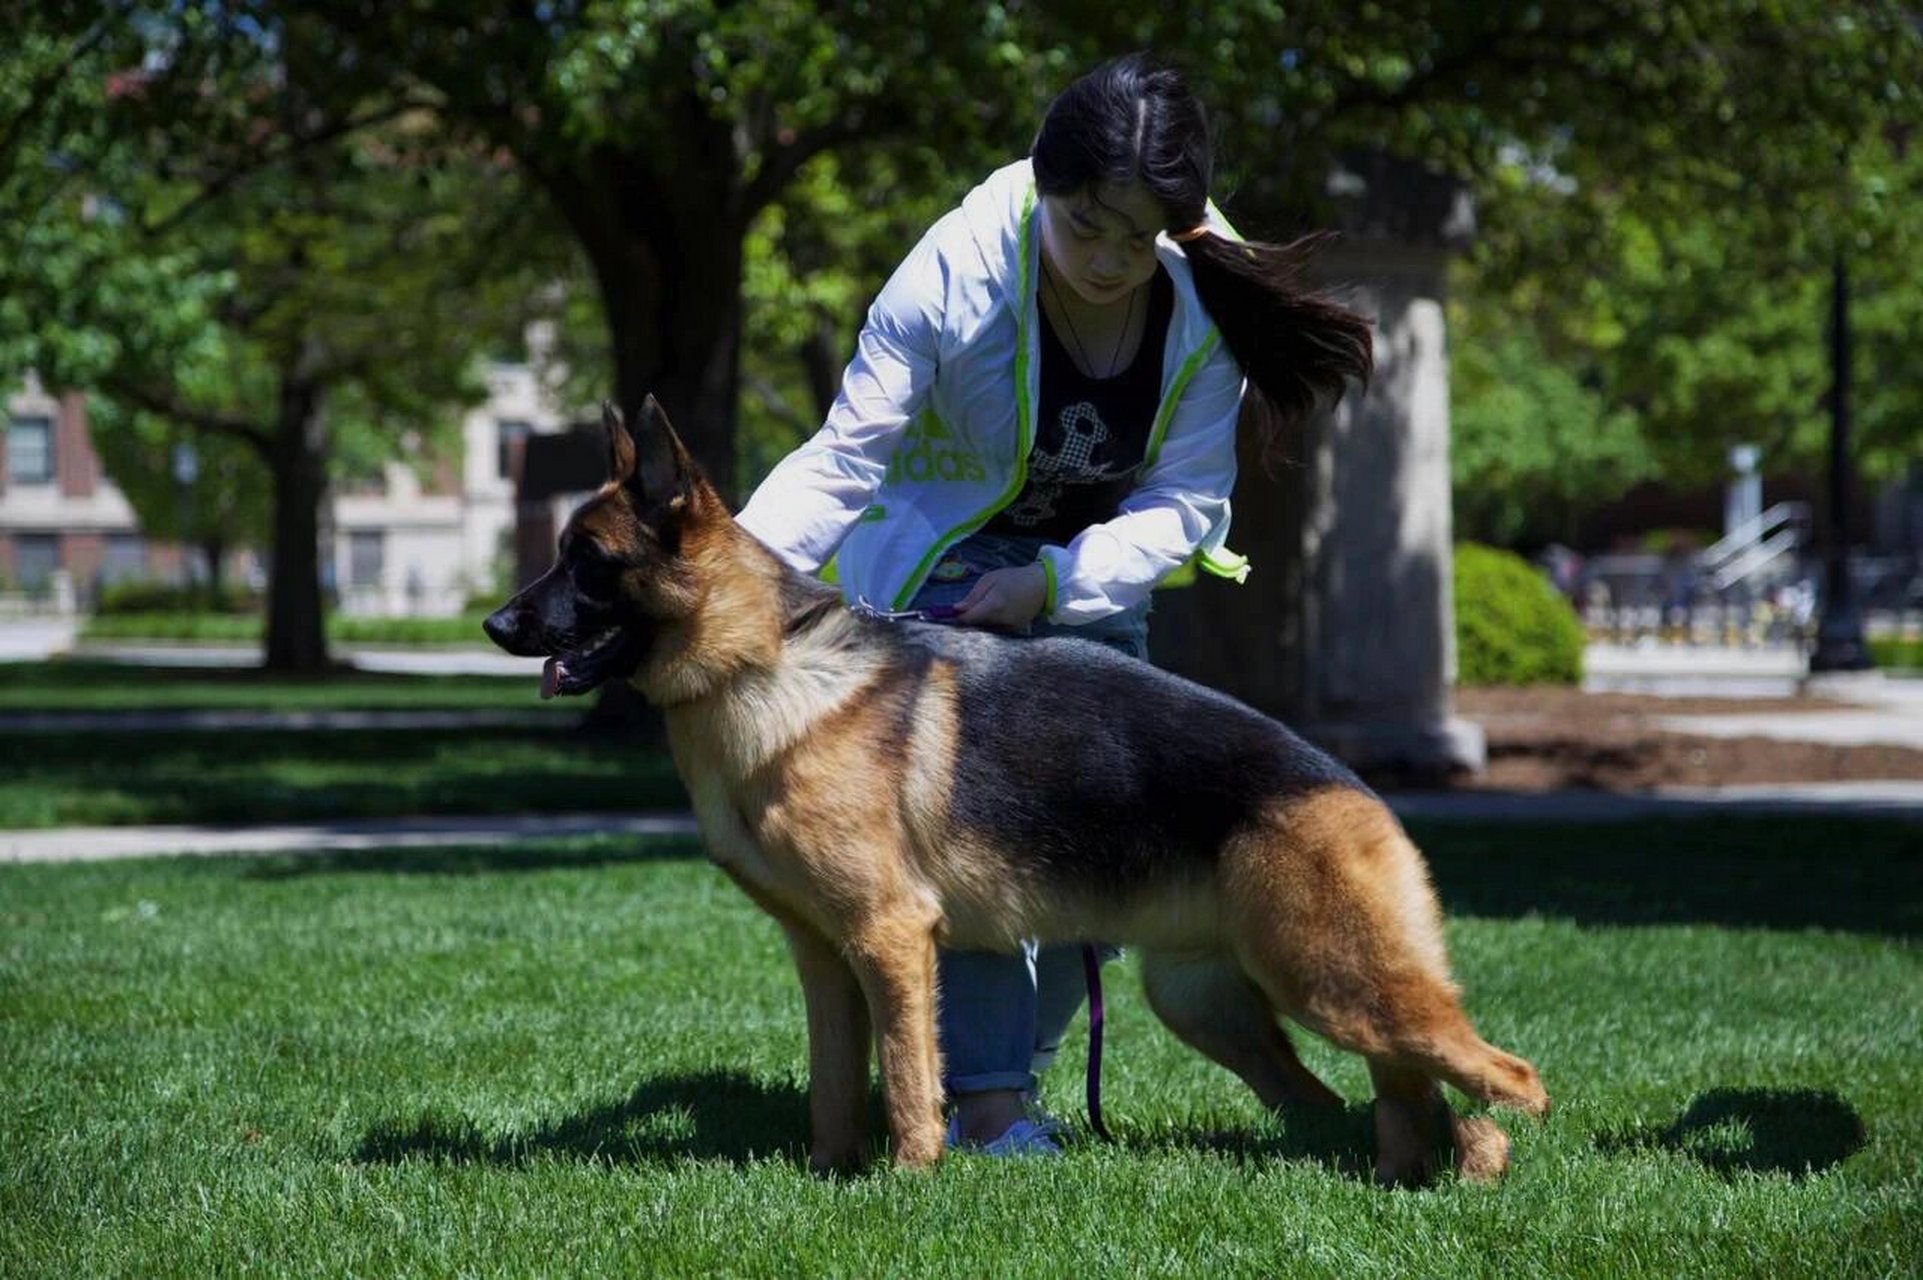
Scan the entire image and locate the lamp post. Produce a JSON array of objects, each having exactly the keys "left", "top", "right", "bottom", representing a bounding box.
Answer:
[
  {"left": 171, "top": 439, "right": 199, "bottom": 594},
  {"left": 1808, "top": 251, "right": 1871, "bottom": 672}
]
